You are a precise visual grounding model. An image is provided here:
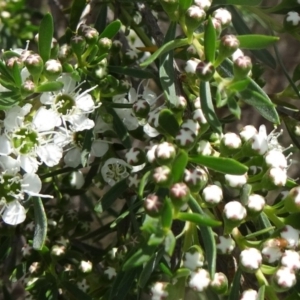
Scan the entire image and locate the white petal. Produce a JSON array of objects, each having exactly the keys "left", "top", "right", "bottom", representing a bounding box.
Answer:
[
  {"left": 58, "top": 74, "right": 76, "bottom": 93},
  {"left": 20, "top": 155, "right": 39, "bottom": 173},
  {"left": 128, "top": 87, "right": 138, "bottom": 103},
  {"left": 40, "top": 92, "right": 55, "bottom": 105},
  {"left": 143, "top": 124, "right": 160, "bottom": 137},
  {"left": 70, "top": 171, "right": 85, "bottom": 189},
  {"left": 36, "top": 144, "right": 62, "bottom": 167},
  {"left": 0, "top": 156, "right": 20, "bottom": 175},
  {"left": 2, "top": 201, "right": 26, "bottom": 225},
  {"left": 22, "top": 173, "right": 42, "bottom": 194},
  {"left": 33, "top": 107, "right": 60, "bottom": 131},
  {"left": 94, "top": 115, "right": 113, "bottom": 133},
  {"left": 54, "top": 129, "right": 72, "bottom": 148},
  {"left": 0, "top": 135, "right": 12, "bottom": 155},
  {"left": 64, "top": 148, "right": 81, "bottom": 168},
  {"left": 68, "top": 114, "right": 95, "bottom": 131},
  {"left": 91, "top": 140, "right": 109, "bottom": 157},
  {"left": 76, "top": 94, "right": 95, "bottom": 112},
  {"left": 21, "top": 67, "right": 30, "bottom": 82}
]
